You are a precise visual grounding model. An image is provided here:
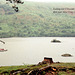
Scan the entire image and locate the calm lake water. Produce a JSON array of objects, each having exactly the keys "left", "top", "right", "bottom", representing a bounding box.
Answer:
[{"left": 0, "top": 37, "right": 75, "bottom": 66}]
